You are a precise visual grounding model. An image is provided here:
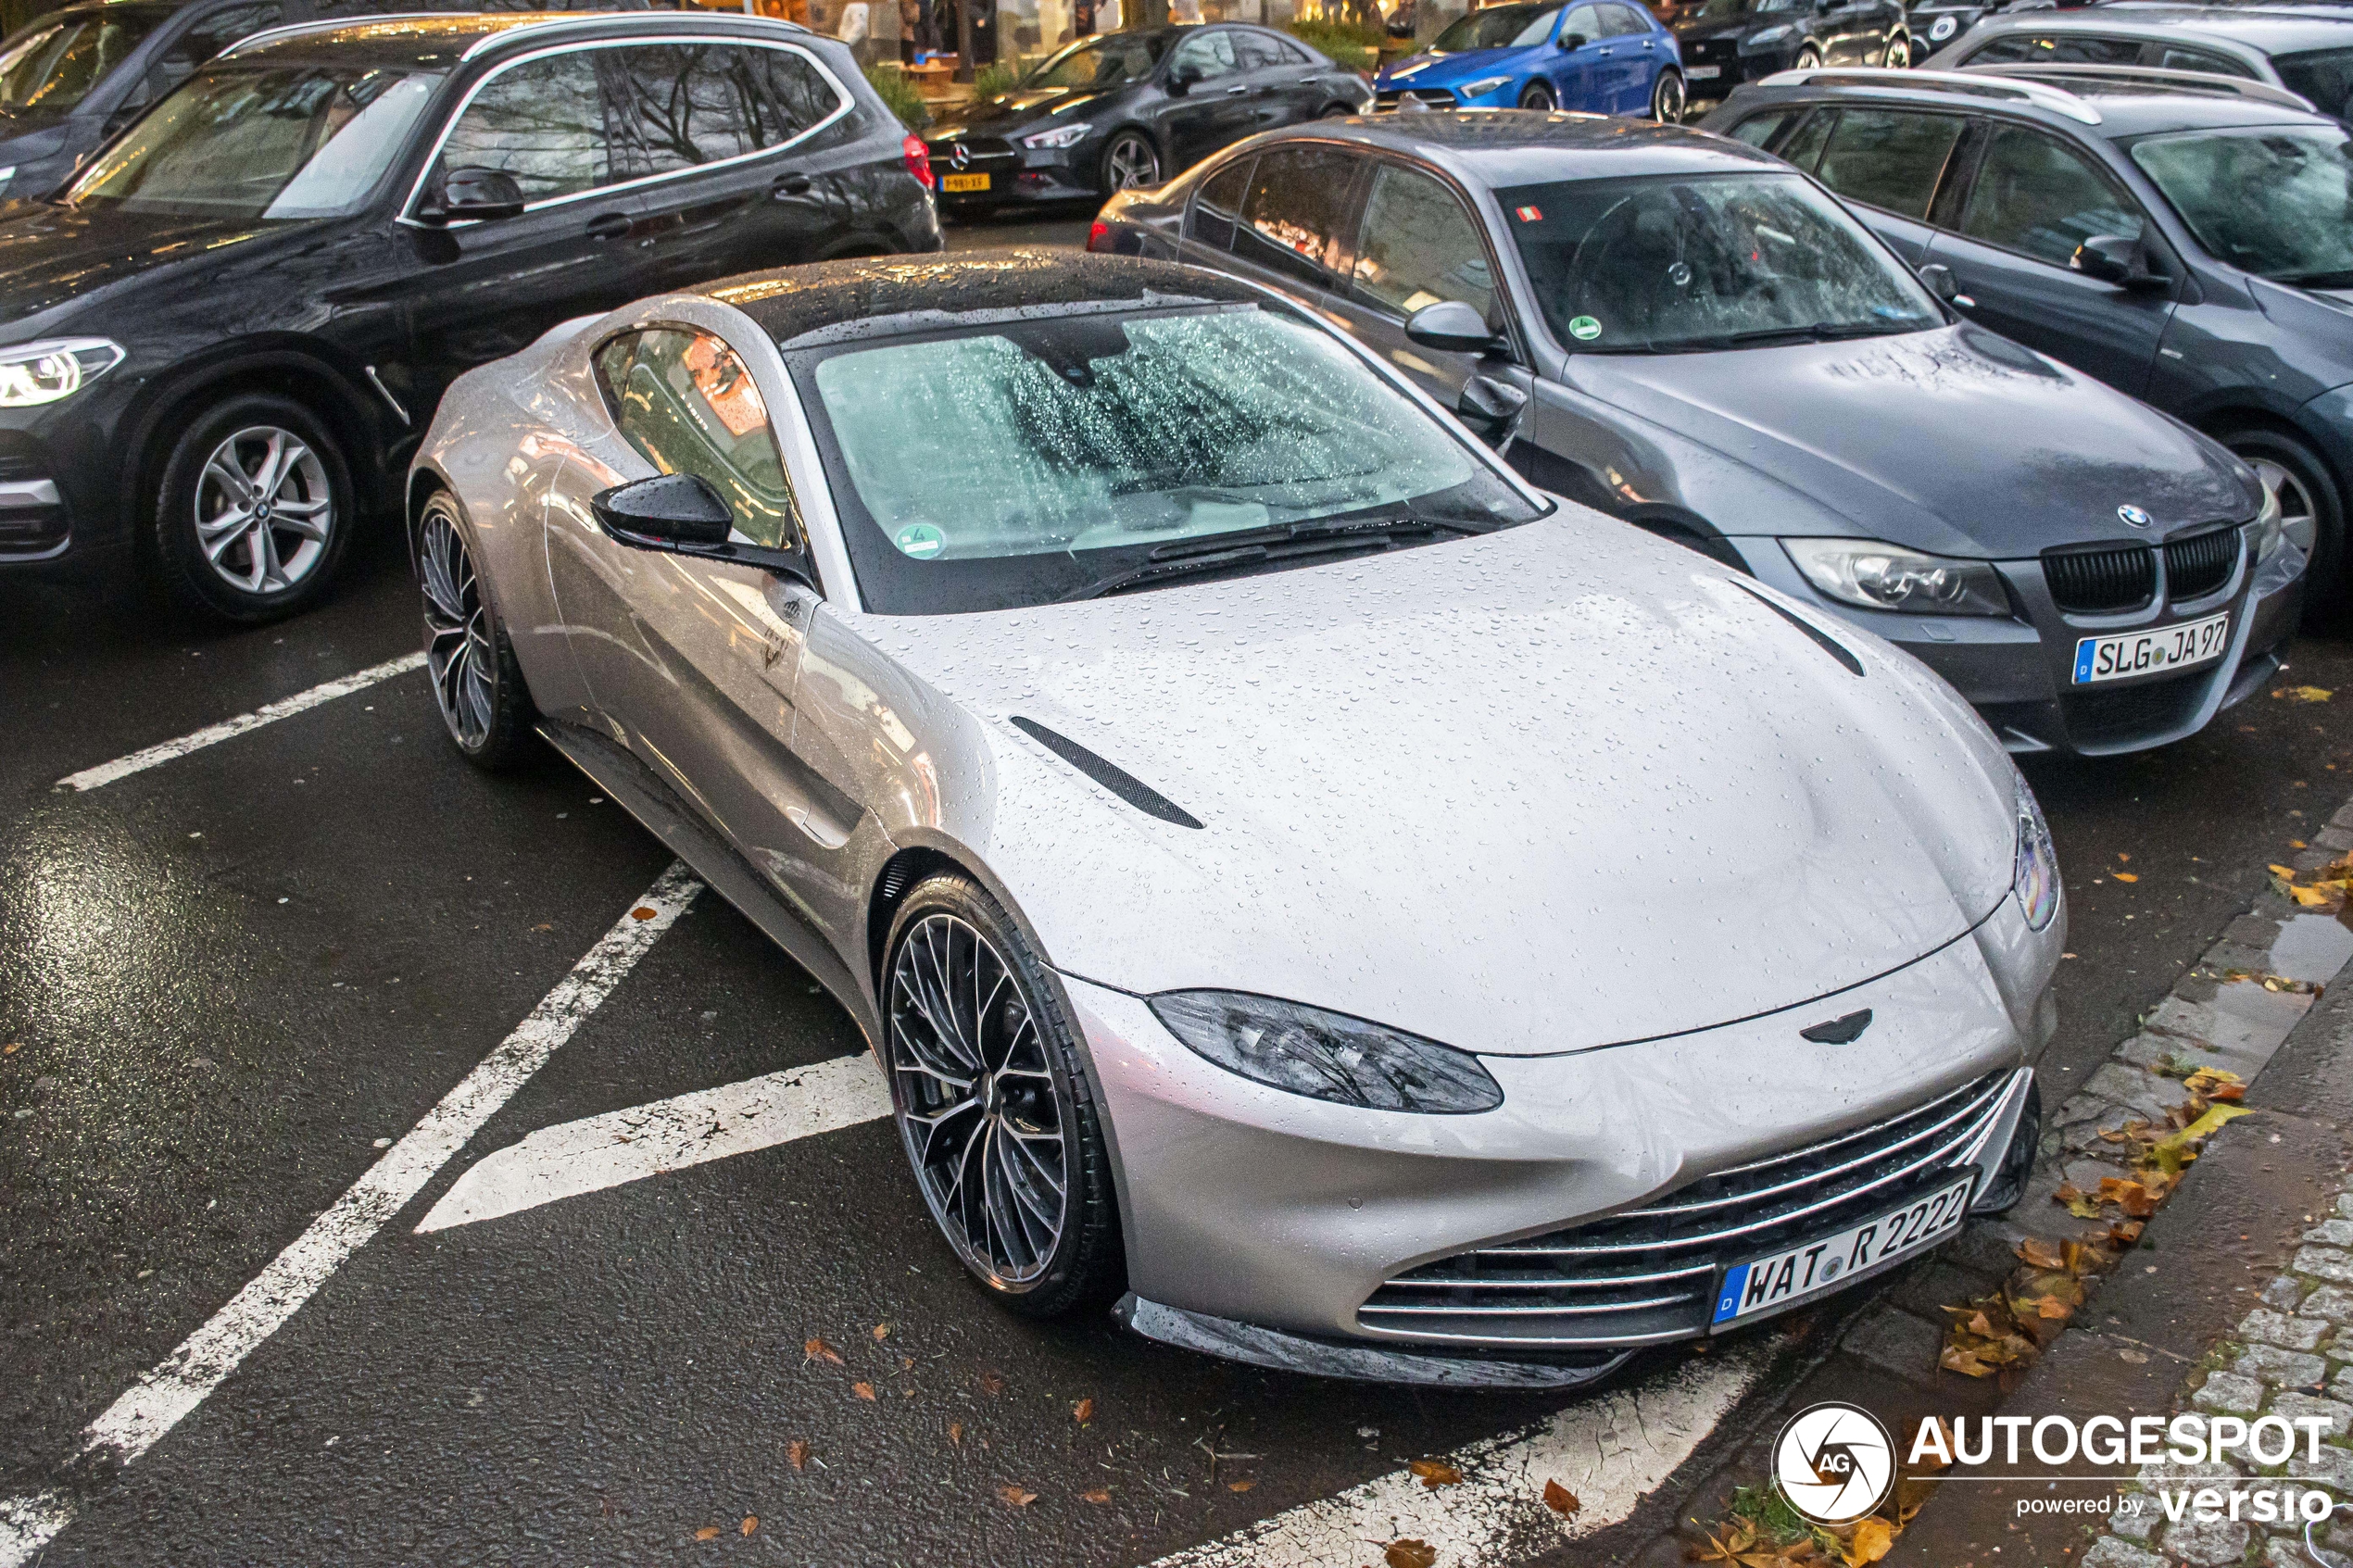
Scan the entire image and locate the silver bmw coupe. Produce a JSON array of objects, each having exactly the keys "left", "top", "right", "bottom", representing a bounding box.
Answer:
[{"left": 409, "top": 249, "right": 2061, "bottom": 1387}]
